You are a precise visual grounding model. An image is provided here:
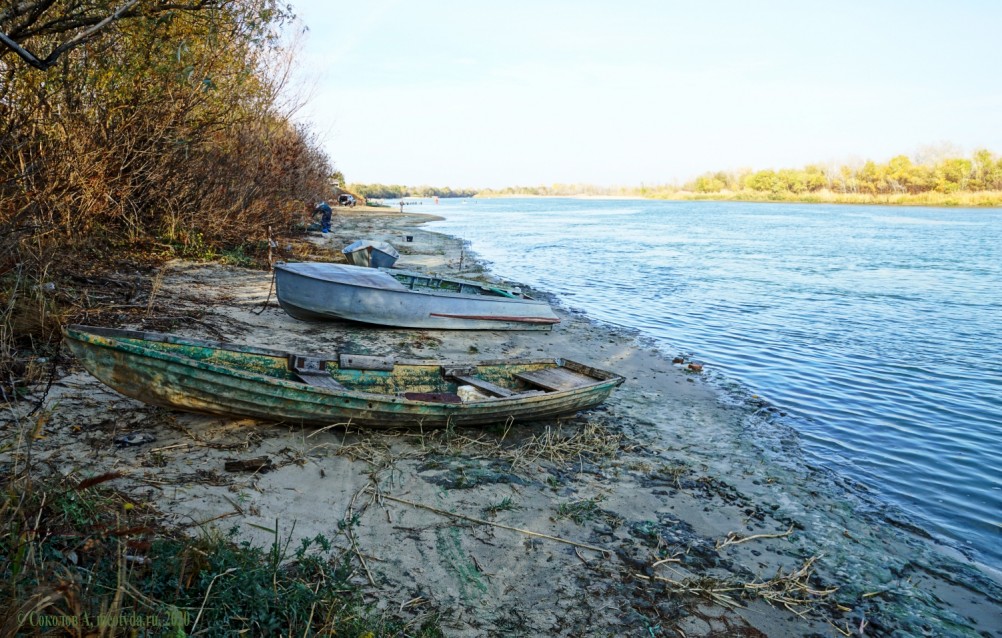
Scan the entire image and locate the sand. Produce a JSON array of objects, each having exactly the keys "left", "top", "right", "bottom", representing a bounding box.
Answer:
[{"left": 5, "top": 207, "right": 1000, "bottom": 636}]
